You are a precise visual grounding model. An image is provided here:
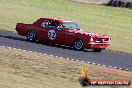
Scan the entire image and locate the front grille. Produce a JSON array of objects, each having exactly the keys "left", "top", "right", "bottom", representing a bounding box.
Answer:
[{"left": 96, "top": 38, "right": 109, "bottom": 43}]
